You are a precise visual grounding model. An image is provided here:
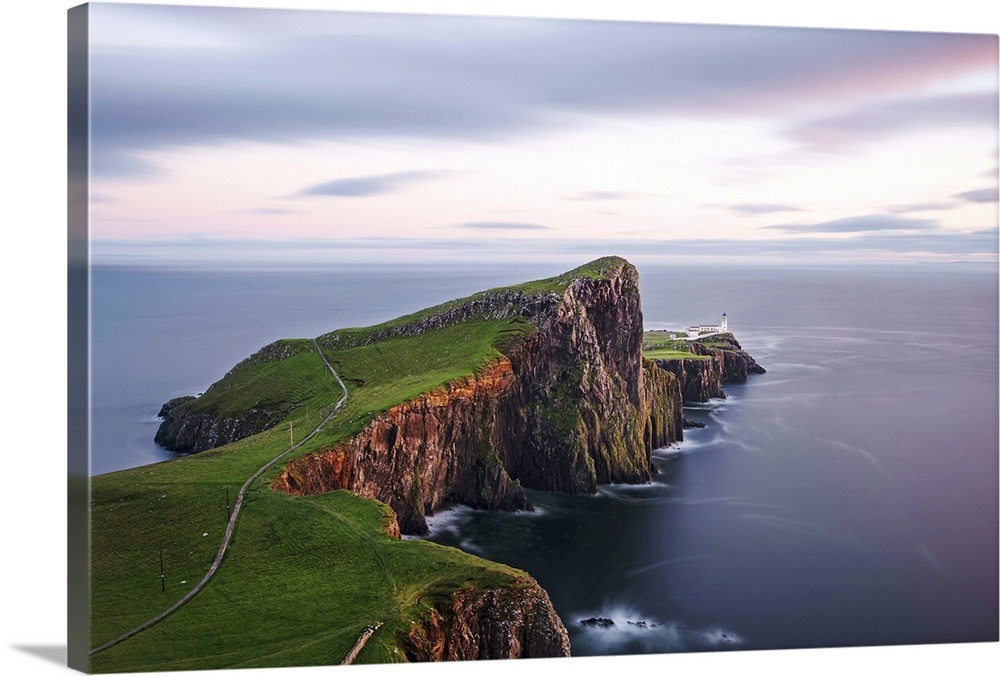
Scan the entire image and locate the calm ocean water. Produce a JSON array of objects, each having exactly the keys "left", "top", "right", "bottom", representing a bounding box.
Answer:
[{"left": 91, "top": 262, "right": 998, "bottom": 653}]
